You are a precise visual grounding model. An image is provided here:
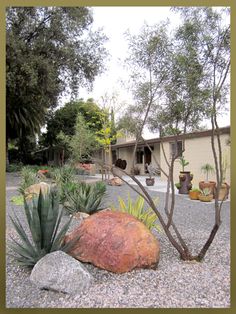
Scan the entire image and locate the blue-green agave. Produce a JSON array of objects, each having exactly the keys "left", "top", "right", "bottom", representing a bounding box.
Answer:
[{"left": 8, "top": 187, "right": 75, "bottom": 267}]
